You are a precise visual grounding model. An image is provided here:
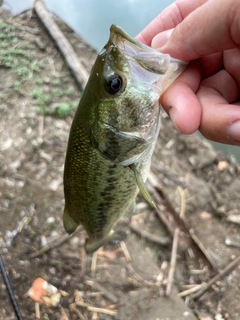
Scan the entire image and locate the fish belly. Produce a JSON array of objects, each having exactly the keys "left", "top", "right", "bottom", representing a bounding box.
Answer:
[{"left": 63, "top": 125, "right": 139, "bottom": 241}]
